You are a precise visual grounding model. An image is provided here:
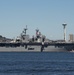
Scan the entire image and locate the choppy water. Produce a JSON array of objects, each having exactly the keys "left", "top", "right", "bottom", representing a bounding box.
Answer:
[{"left": 0, "top": 52, "right": 74, "bottom": 75}]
